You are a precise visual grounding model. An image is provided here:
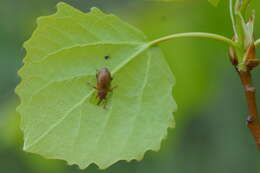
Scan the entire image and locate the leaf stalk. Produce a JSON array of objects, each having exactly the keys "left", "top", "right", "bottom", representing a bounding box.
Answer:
[{"left": 149, "top": 32, "right": 236, "bottom": 47}]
